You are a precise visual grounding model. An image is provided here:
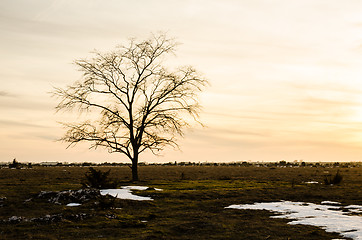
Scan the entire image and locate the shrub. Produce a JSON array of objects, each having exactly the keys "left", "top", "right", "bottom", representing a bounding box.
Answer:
[
  {"left": 9, "top": 158, "right": 20, "bottom": 169},
  {"left": 82, "top": 167, "right": 118, "bottom": 189},
  {"left": 324, "top": 170, "right": 343, "bottom": 185}
]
